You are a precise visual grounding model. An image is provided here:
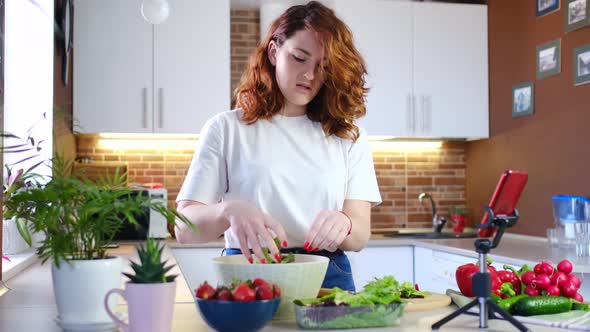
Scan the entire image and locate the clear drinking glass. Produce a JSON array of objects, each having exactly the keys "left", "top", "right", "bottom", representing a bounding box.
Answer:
[
  {"left": 574, "top": 223, "right": 590, "bottom": 256},
  {"left": 546, "top": 228, "right": 560, "bottom": 248}
]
